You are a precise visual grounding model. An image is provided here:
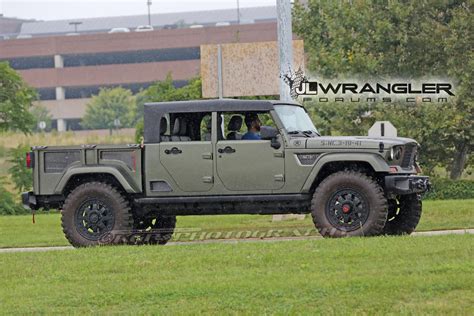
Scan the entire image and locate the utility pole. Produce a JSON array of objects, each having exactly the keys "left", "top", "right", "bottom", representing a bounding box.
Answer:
[
  {"left": 277, "top": 0, "right": 293, "bottom": 101},
  {"left": 69, "top": 21, "right": 82, "bottom": 33},
  {"left": 236, "top": 0, "right": 240, "bottom": 24},
  {"left": 147, "top": 0, "right": 152, "bottom": 25}
]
